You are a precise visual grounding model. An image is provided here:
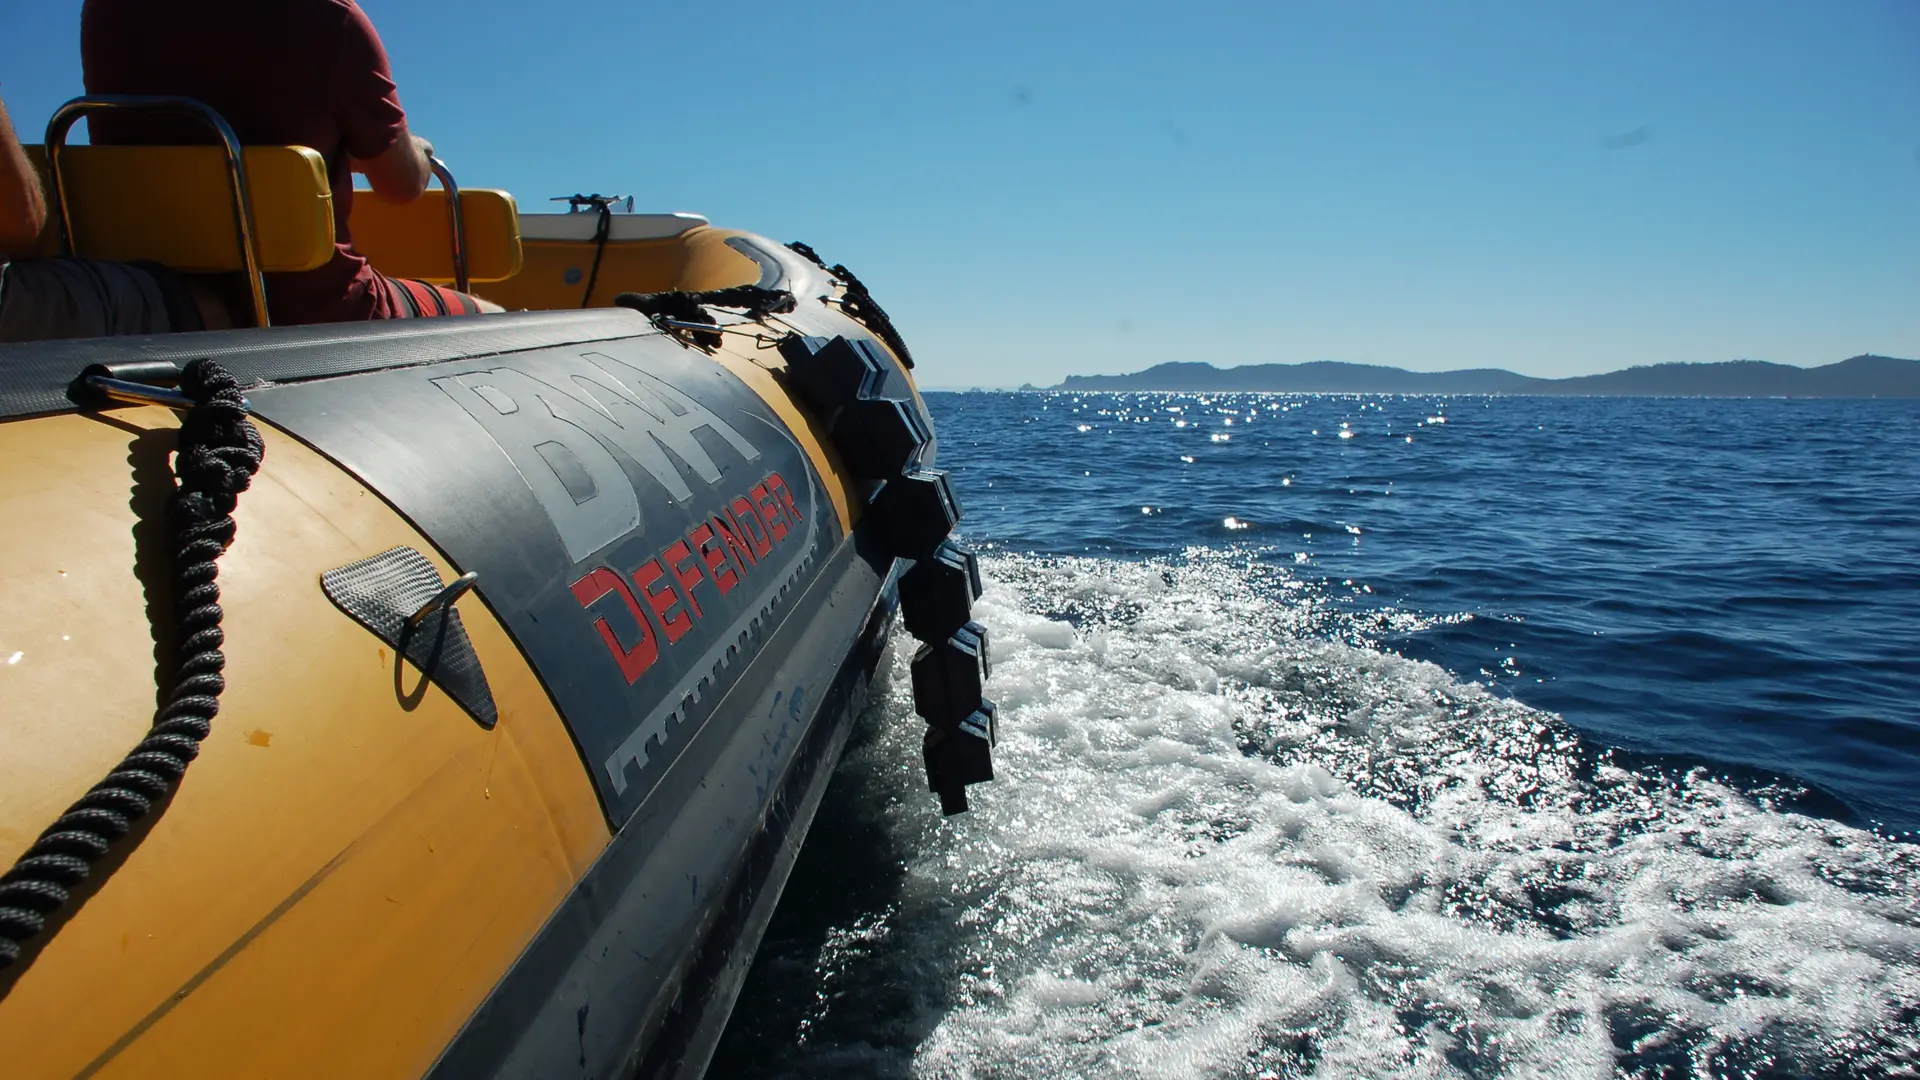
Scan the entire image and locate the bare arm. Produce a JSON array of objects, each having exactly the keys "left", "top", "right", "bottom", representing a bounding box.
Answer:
[
  {"left": 350, "top": 128, "right": 433, "bottom": 205},
  {"left": 0, "top": 94, "right": 49, "bottom": 257}
]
